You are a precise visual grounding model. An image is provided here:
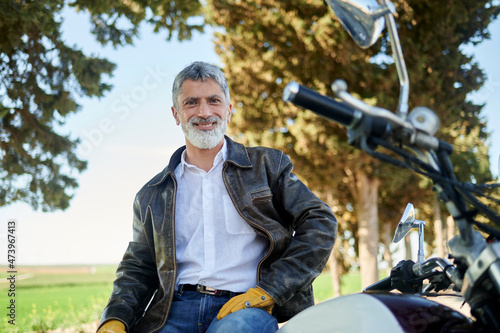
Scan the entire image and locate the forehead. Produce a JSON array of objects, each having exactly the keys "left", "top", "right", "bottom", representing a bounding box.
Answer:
[{"left": 180, "top": 79, "right": 224, "bottom": 98}]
